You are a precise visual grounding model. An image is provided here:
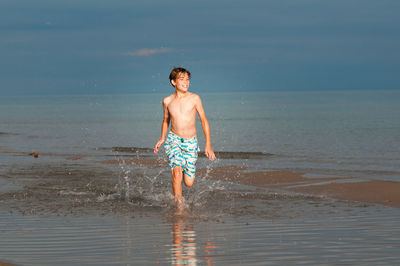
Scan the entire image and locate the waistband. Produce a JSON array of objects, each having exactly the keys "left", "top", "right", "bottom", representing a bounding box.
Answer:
[{"left": 168, "top": 131, "right": 197, "bottom": 143}]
